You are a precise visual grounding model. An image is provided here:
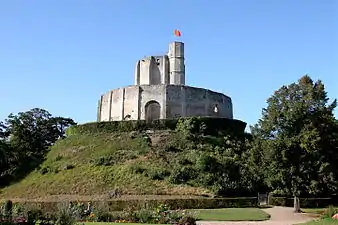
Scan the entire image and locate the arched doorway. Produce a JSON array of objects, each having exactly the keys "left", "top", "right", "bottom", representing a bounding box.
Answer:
[{"left": 145, "top": 101, "right": 161, "bottom": 122}]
